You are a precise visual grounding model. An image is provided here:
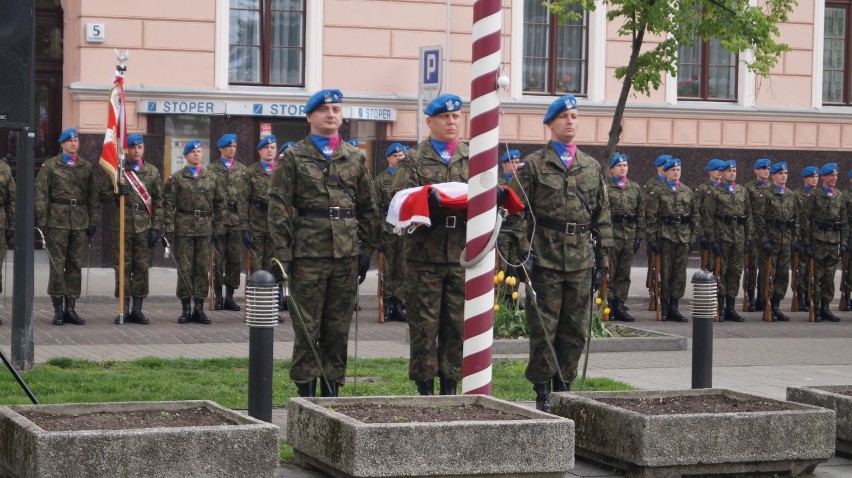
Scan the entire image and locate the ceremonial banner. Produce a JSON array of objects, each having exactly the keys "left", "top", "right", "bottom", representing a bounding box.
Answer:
[{"left": 99, "top": 71, "right": 126, "bottom": 192}]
